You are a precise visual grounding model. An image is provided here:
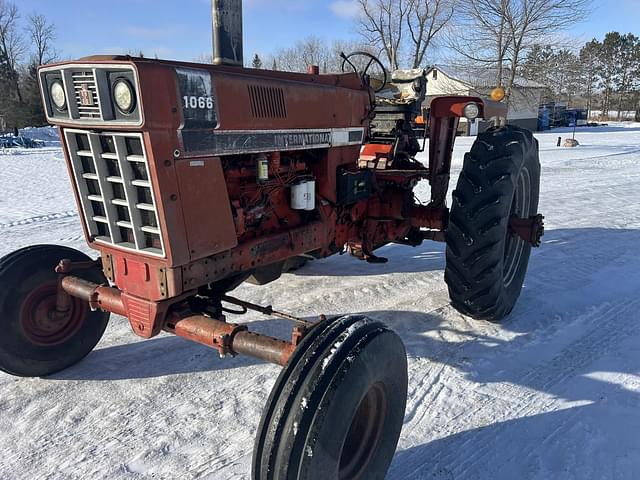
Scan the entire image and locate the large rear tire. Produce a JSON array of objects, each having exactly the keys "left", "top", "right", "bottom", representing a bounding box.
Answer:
[
  {"left": 0, "top": 245, "right": 110, "bottom": 377},
  {"left": 253, "top": 316, "right": 408, "bottom": 480},
  {"left": 445, "top": 126, "right": 541, "bottom": 322}
]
